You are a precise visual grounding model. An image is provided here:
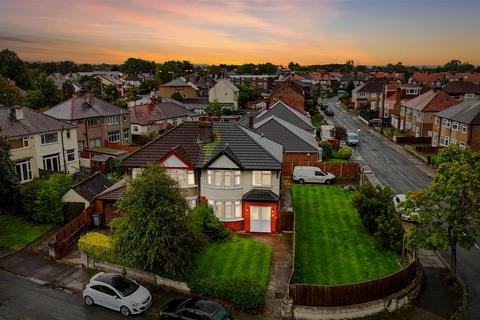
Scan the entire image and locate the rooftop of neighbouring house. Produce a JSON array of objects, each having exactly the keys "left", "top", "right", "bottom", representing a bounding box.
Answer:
[
  {"left": 442, "top": 80, "right": 480, "bottom": 94},
  {"left": 129, "top": 99, "right": 196, "bottom": 125},
  {"left": 71, "top": 172, "right": 113, "bottom": 202},
  {"left": 435, "top": 98, "right": 480, "bottom": 125},
  {"left": 44, "top": 95, "right": 127, "bottom": 120},
  {"left": 403, "top": 89, "right": 457, "bottom": 112},
  {"left": 0, "top": 106, "right": 75, "bottom": 138}
]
